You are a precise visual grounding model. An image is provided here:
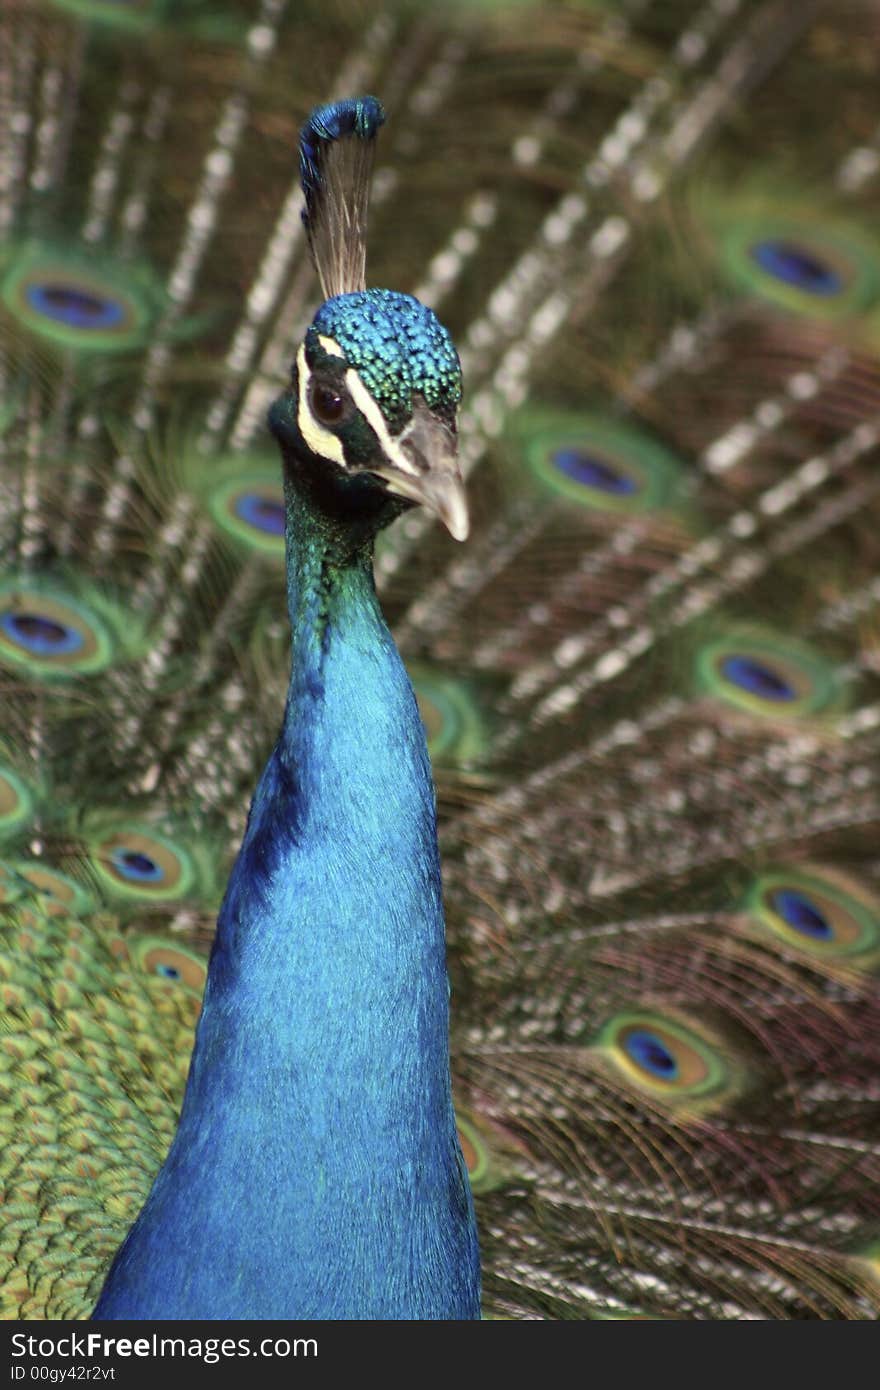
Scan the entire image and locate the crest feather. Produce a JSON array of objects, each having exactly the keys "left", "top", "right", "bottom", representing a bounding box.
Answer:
[{"left": 299, "top": 96, "right": 385, "bottom": 300}]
